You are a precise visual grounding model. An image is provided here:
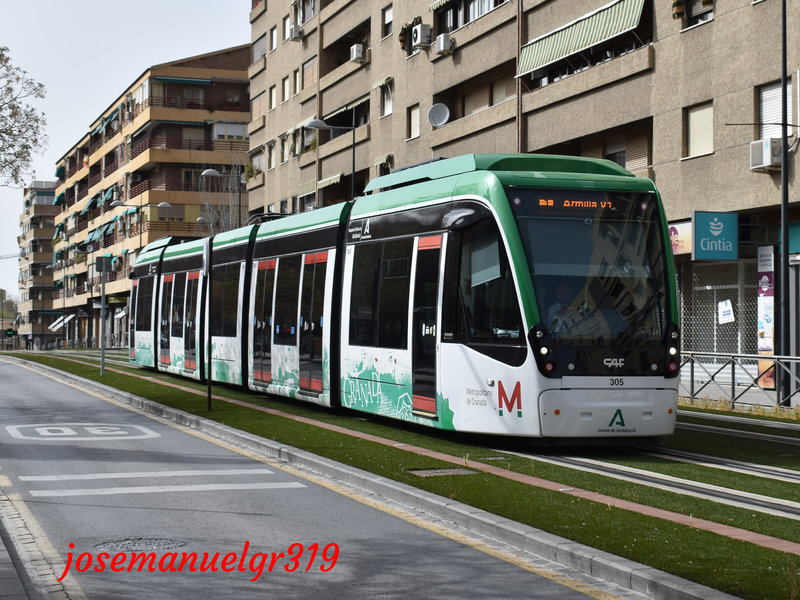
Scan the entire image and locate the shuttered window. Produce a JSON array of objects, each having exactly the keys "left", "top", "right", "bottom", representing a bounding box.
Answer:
[
  {"left": 686, "top": 102, "right": 713, "bottom": 158},
  {"left": 760, "top": 80, "right": 793, "bottom": 140}
]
